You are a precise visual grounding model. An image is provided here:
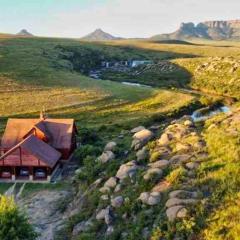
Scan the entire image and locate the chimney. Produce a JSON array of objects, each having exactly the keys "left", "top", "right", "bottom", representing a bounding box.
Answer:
[{"left": 40, "top": 108, "right": 47, "bottom": 120}]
